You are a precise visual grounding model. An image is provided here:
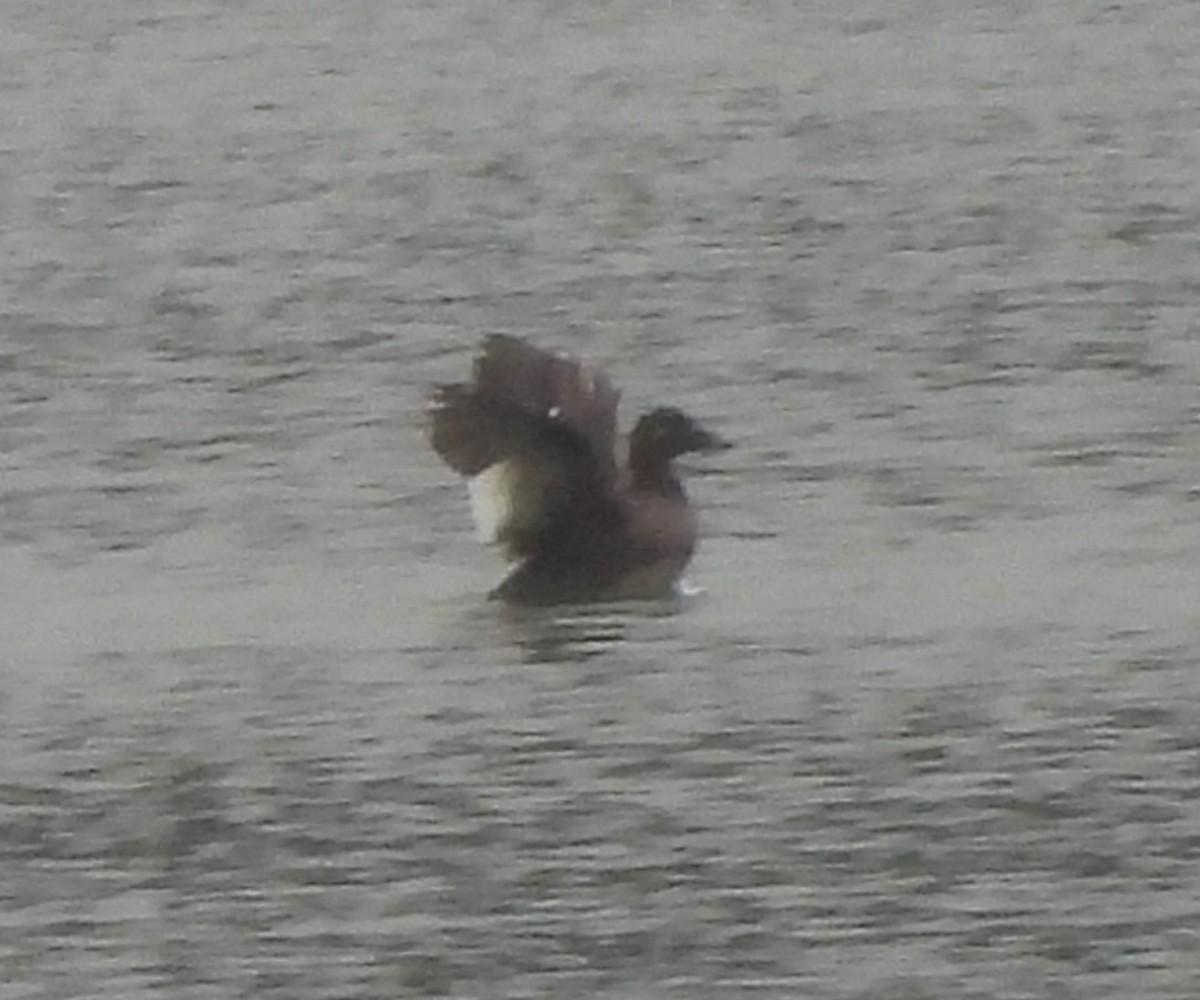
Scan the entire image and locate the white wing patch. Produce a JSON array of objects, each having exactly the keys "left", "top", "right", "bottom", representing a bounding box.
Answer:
[
  {"left": 468, "top": 461, "right": 517, "bottom": 545},
  {"left": 467, "top": 459, "right": 556, "bottom": 554}
]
